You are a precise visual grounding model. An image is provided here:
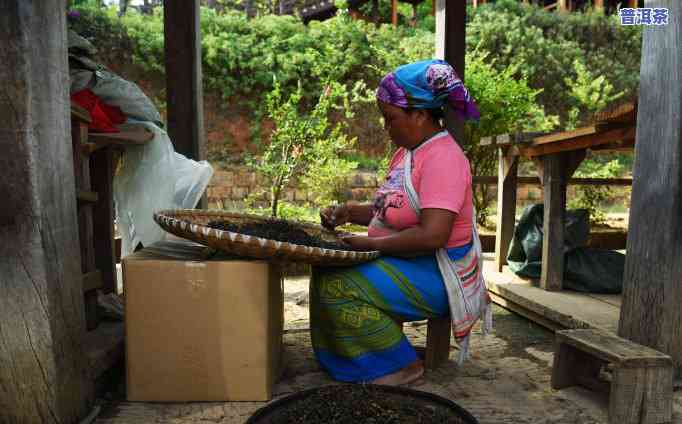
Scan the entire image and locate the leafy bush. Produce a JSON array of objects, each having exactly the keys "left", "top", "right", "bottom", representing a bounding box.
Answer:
[
  {"left": 568, "top": 158, "right": 625, "bottom": 224},
  {"left": 462, "top": 51, "right": 557, "bottom": 225},
  {"left": 247, "top": 80, "right": 361, "bottom": 217}
]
